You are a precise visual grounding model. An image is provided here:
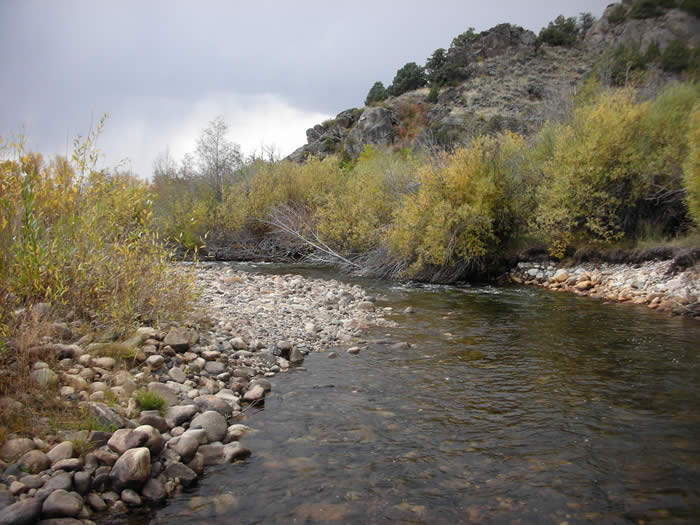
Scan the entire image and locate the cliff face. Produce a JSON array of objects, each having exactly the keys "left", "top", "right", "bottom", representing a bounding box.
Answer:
[{"left": 287, "top": 1, "right": 698, "bottom": 163}]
